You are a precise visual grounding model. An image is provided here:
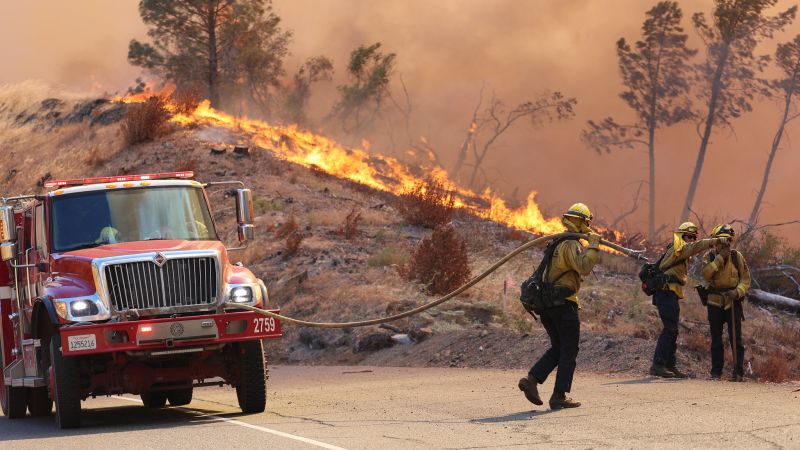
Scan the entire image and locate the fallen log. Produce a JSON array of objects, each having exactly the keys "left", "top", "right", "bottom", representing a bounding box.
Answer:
[{"left": 747, "top": 289, "right": 800, "bottom": 311}]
